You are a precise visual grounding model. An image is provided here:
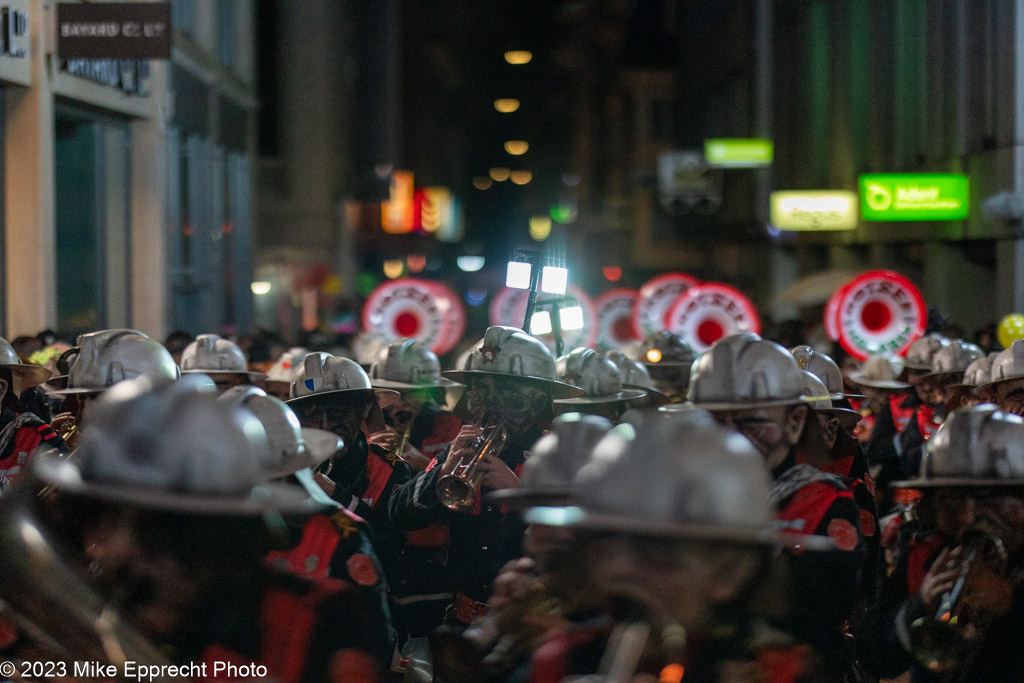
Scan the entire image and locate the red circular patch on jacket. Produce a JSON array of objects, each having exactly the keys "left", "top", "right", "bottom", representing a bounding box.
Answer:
[
  {"left": 827, "top": 518, "right": 859, "bottom": 551},
  {"left": 346, "top": 553, "right": 379, "bottom": 586},
  {"left": 859, "top": 509, "right": 876, "bottom": 538}
]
